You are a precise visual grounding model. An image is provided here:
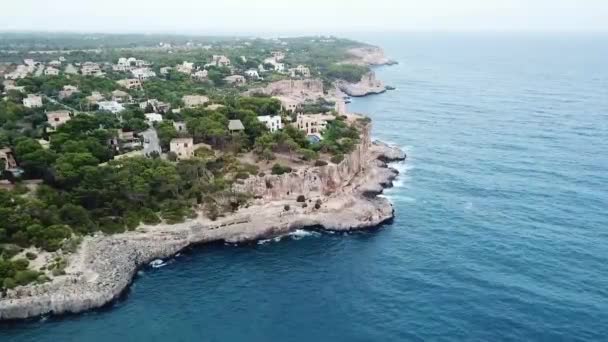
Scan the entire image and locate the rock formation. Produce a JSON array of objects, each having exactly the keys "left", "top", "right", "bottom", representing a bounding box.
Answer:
[{"left": 337, "top": 72, "right": 387, "bottom": 97}]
